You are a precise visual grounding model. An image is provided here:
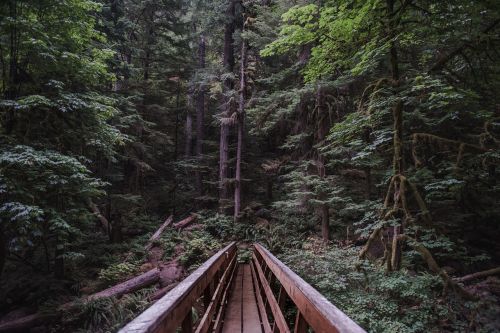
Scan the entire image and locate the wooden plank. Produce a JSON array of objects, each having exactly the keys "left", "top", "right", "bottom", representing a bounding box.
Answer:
[
  {"left": 293, "top": 312, "right": 307, "bottom": 333},
  {"left": 181, "top": 309, "right": 193, "bottom": 333},
  {"left": 254, "top": 244, "right": 366, "bottom": 333},
  {"left": 272, "top": 286, "right": 286, "bottom": 333},
  {"left": 242, "top": 264, "right": 263, "bottom": 333},
  {"left": 221, "top": 266, "right": 243, "bottom": 333},
  {"left": 212, "top": 262, "right": 239, "bottom": 333},
  {"left": 250, "top": 260, "right": 272, "bottom": 333},
  {"left": 119, "top": 242, "right": 237, "bottom": 333},
  {"left": 196, "top": 254, "right": 237, "bottom": 333},
  {"left": 252, "top": 253, "right": 290, "bottom": 333}
]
